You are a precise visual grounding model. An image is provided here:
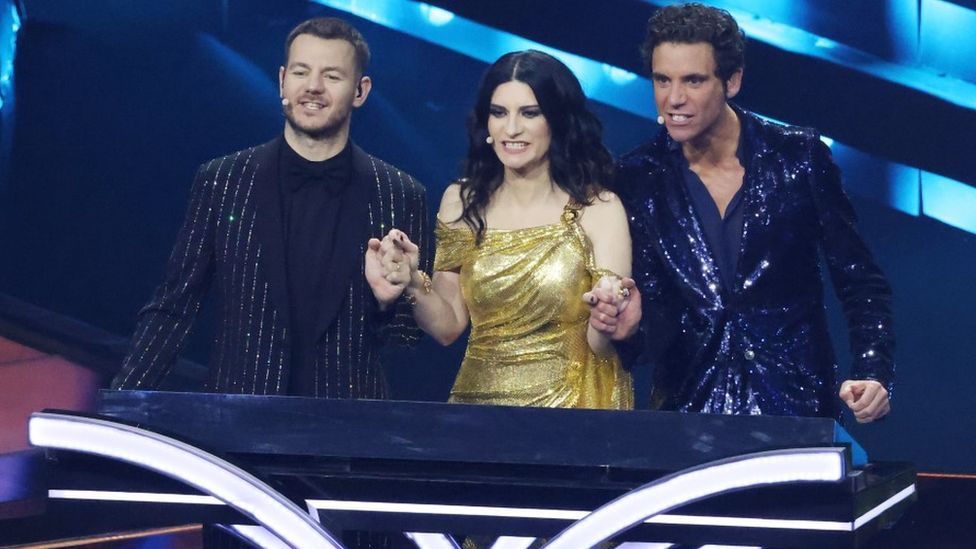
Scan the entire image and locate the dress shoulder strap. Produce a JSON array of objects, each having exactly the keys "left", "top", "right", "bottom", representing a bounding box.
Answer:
[
  {"left": 560, "top": 201, "right": 583, "bottom": 224},
  {"left": 562, "top": 201, "right": 621, "bottom": 282}
]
